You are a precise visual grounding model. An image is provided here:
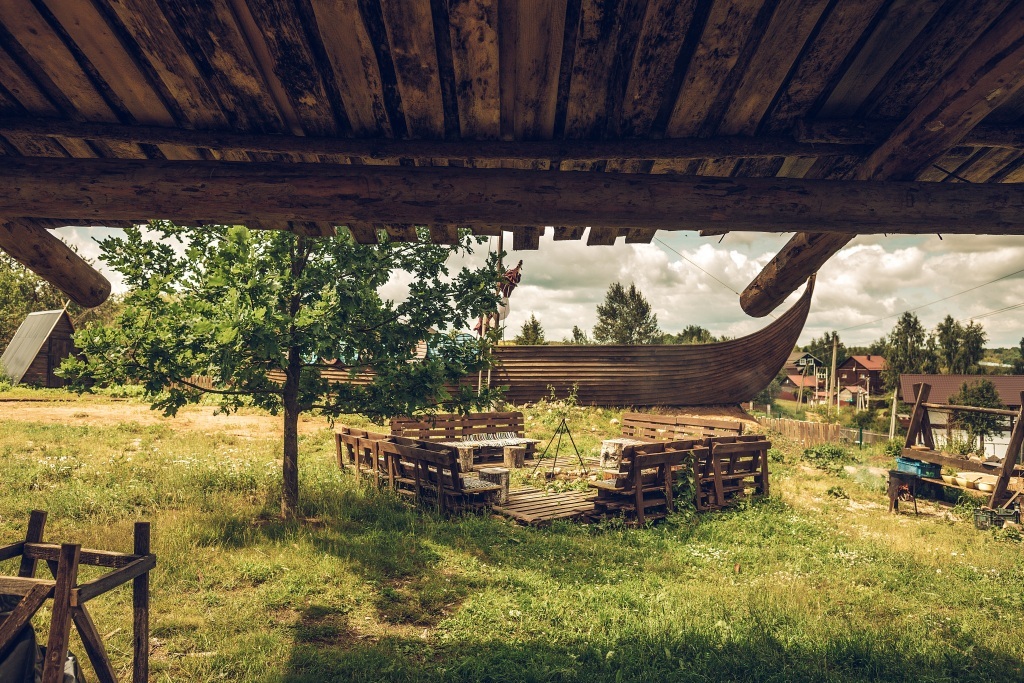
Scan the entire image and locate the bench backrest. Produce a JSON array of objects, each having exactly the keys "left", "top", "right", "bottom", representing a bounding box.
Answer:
[
  {"left": 376, "top": 439, "right": 467, "bottom": 494},
  {"left": 621, "top": 412, "right": 744, "bottom": 440},
  {"left": 390, "top": 412, "right": 525, "bottom": 441}
]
